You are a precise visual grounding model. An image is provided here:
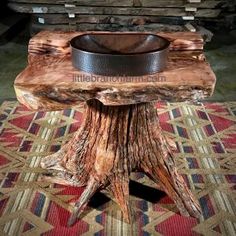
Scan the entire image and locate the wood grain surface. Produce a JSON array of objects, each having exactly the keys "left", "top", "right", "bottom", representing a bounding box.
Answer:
[{"left": 14, "top": 31, "right": 216, "bottom": 110}]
